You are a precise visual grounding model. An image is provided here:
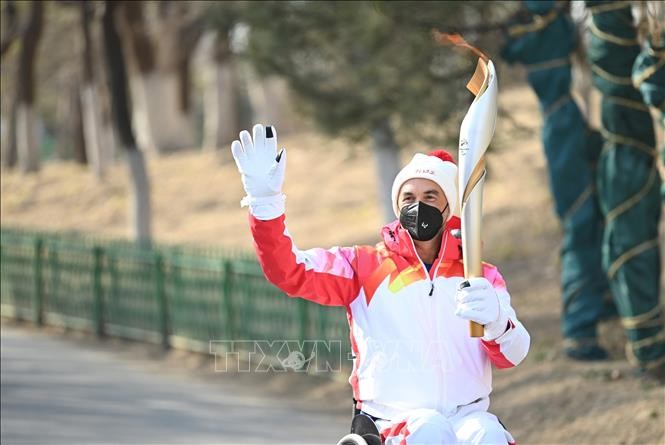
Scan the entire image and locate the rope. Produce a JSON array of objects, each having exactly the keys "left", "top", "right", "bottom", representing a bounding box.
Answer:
[
  {"left": 562, "top": 280, "right": 586, "bottom": 313},
  {"left": 606, "top": 95, "right": 651, "bottom": 112},
  {"left": 626, "top": 344, "right": 665, "bottom": 369},
  {"left": 544, "top": 94, "right": 571, "bottom": 117},
  {"left": 632, "top": 57, "right": 665, "bottom": 89},
  {"left": 587, "top": 1, "right": 632, "bottom": 15},
  {"left": 621, "top": 305, "right": 663, "bottom": 330},
  {"left": 590, "top": 63, "right": 634, "bottom": 85},
  {"left": 507, "top": 8, "right": 559, "bottom": 37},
  {"left": 589, "top": 21, "right": 639, "bottom": 46},
  {"left": 563, "top": 184, "right": 593, "bottom": 222},
  {"left": 606, "top": 165, "right": 658, "bottom": 223},
  {"left": 644, "top": 355, "right": 665, "bottom": 370},
  {"left": 600, "top": 128, "right": 657, "bottom": 157},
  {"left": 589, "top": 20, "right": 639, "bottom": 46},
  {"left": 607, "top": 238, "right": 659, "bottom": 279},
  {"left": 629, "top": 317, "right": 665, "bottom": 330},
  {"left": 631, "top": 331, "right": 665, "bottom": 351},
  {"left": 563, "top": 337, "right": 601, "bottom": 349},
  {"left": 525, "top": 57, "right": 570, "bottom": 73},
  {"left": 647, "top": 46, "right": 665, "bottom": 58}
]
